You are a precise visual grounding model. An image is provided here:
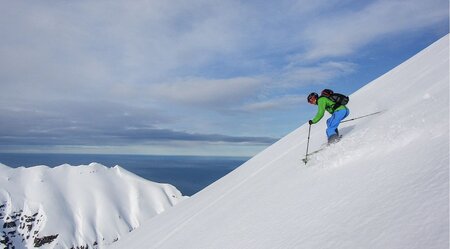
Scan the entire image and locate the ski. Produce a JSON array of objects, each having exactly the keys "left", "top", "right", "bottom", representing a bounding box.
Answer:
[
  {"left": 302, "top": 135, "right": 343, "bottom": 164},
  {"left": 302, "top": 147, "right": 326, "bottom": 164}
]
